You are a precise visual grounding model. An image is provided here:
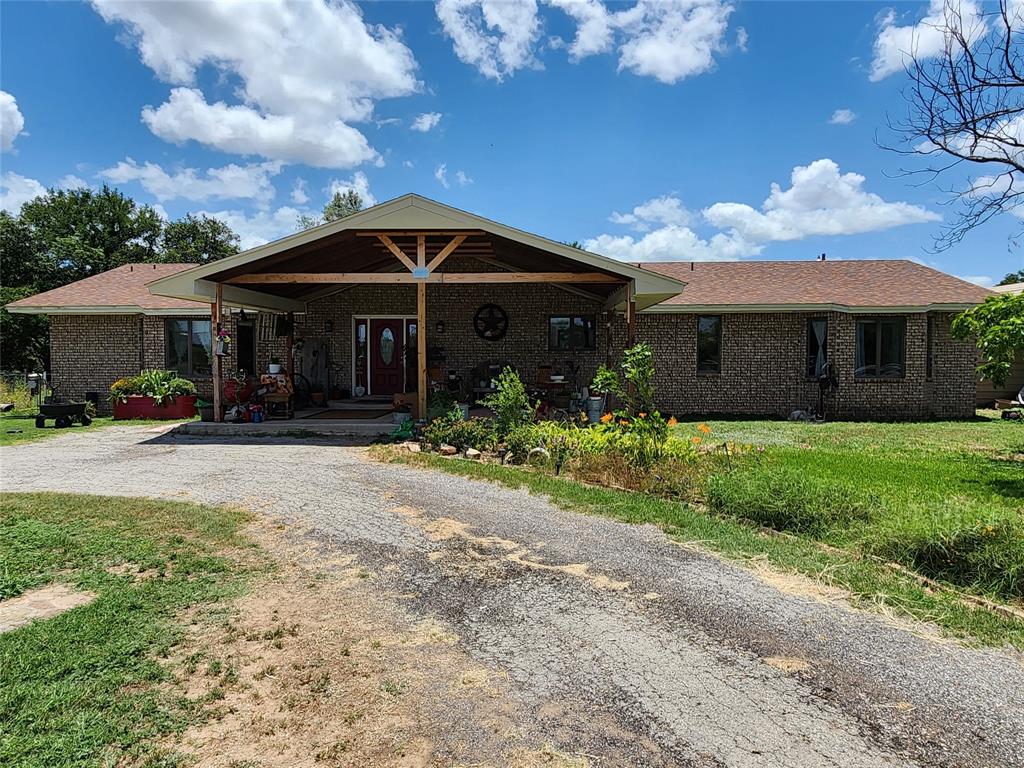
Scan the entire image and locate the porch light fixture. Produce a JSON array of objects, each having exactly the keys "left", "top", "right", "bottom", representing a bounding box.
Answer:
[
  {"left": 435, "top": 320, "right": 445, "bottom": 334},
  {"left": 238, "top": 308, "right": 248, "bottom": 322}
]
